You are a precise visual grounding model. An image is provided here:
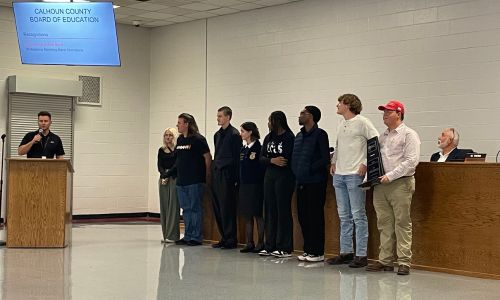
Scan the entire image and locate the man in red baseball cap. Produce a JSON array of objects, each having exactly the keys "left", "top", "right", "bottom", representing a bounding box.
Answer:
[
  {"left": 366, "top": 100, "right": 420, "bottom": 275},
  {"left": 378, "top": 100, "right": 405, "bottom": 115}
]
